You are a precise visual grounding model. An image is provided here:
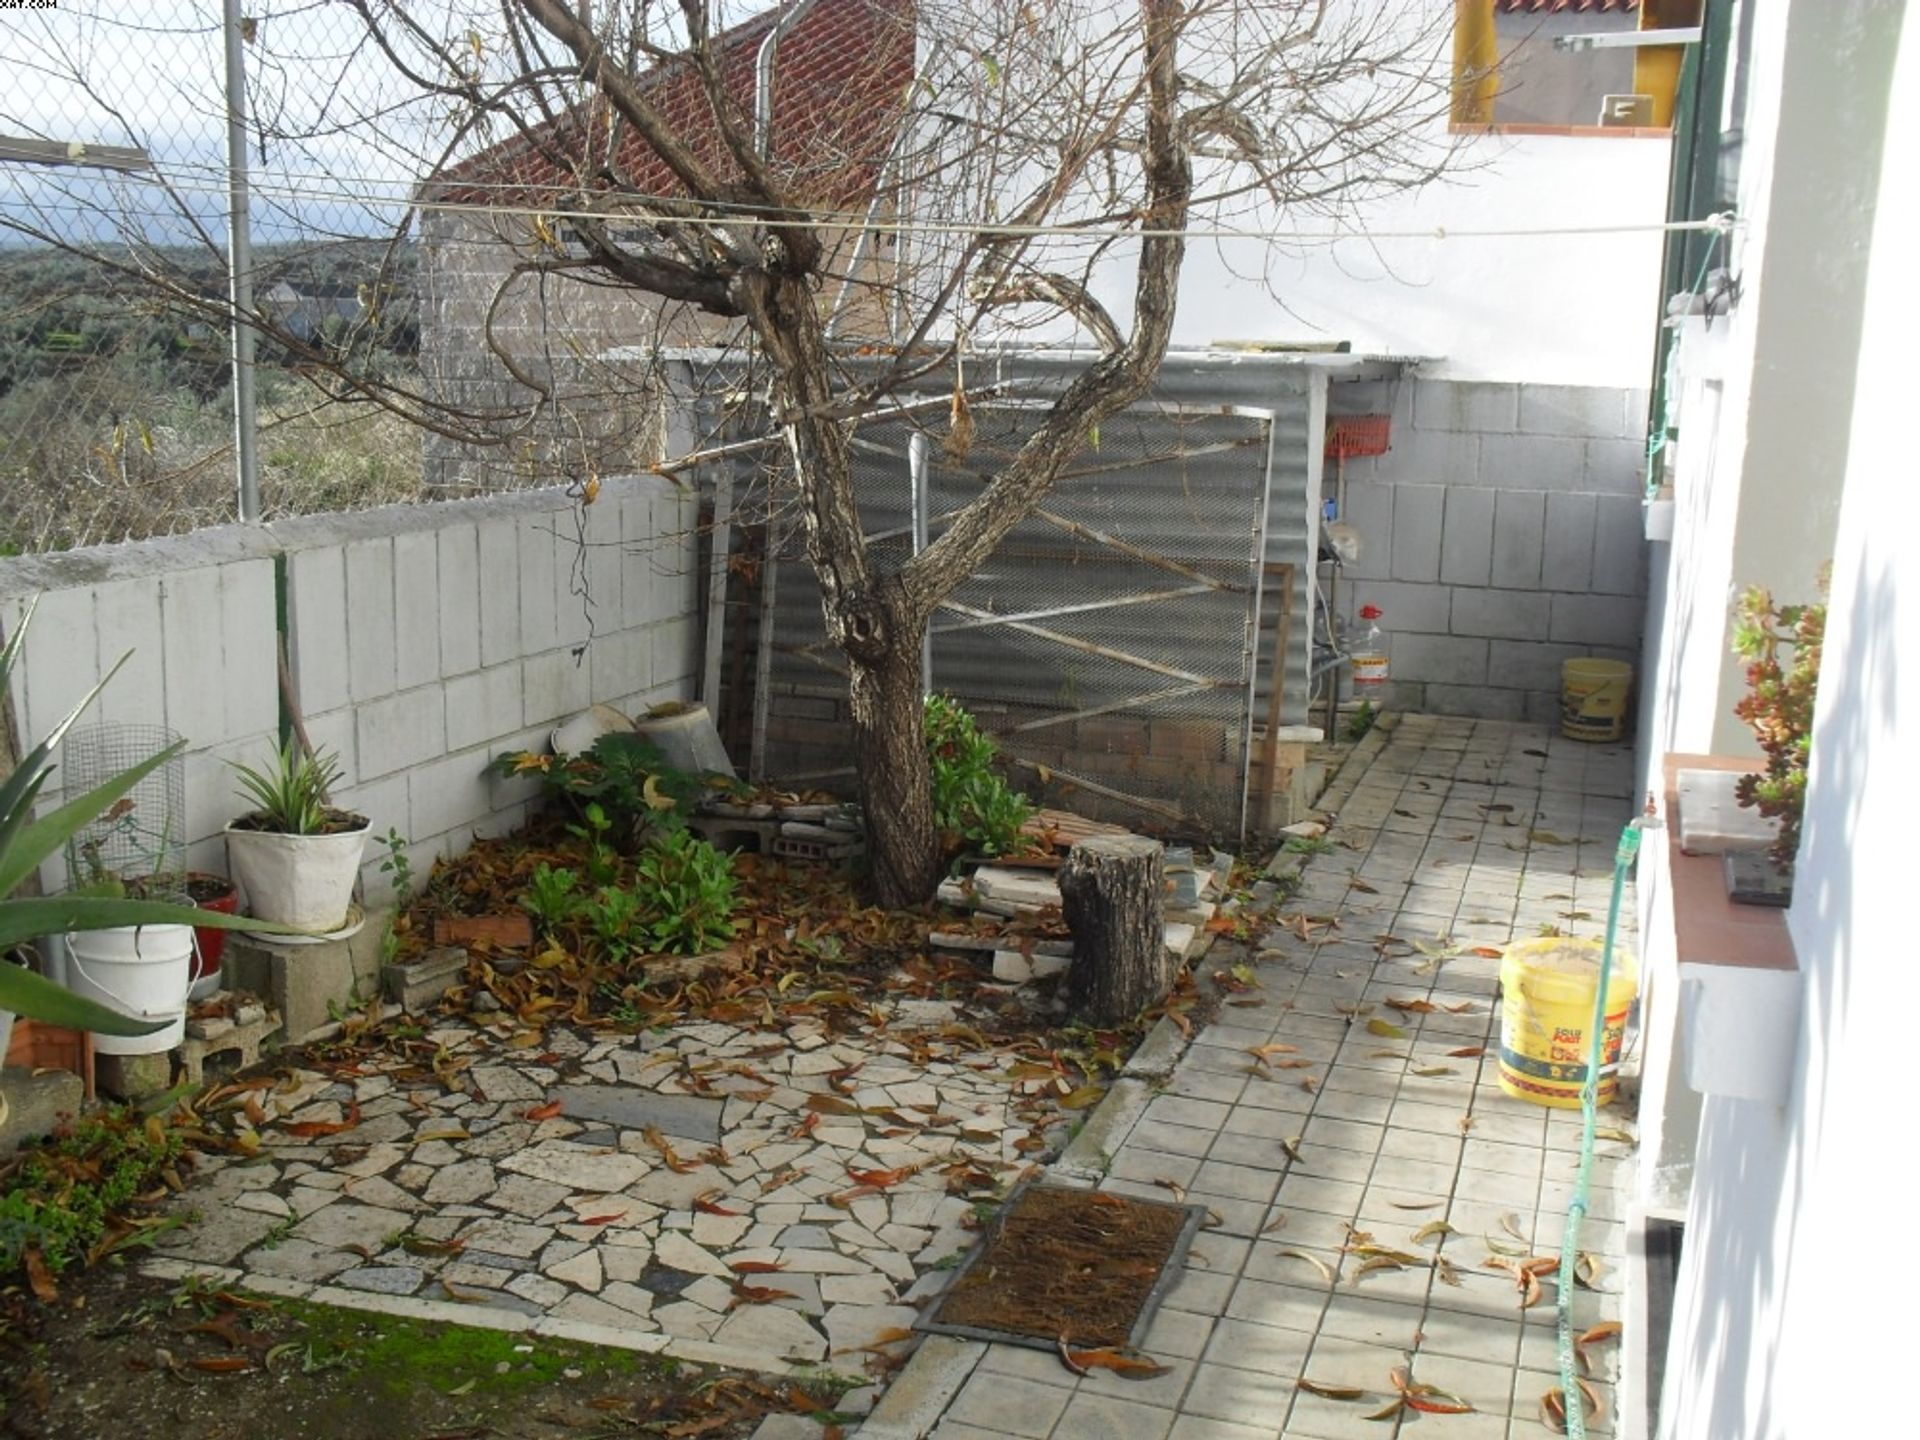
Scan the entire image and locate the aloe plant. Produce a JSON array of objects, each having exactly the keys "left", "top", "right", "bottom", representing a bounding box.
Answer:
[{"left": 1, "top": 599, "right": 291, "bottom": 1037}]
